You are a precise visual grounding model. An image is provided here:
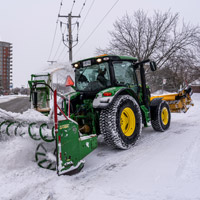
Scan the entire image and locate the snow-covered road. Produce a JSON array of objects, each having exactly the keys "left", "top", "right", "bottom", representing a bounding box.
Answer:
[
  {"left": 0, "top": 94, "right": 199, "bottom": 200},
  {"left": 0, "top": 96, "right": 30, "bottom": 113},
  {"left": 0, "top": 95, "right": 27, "bottom": 104}
]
